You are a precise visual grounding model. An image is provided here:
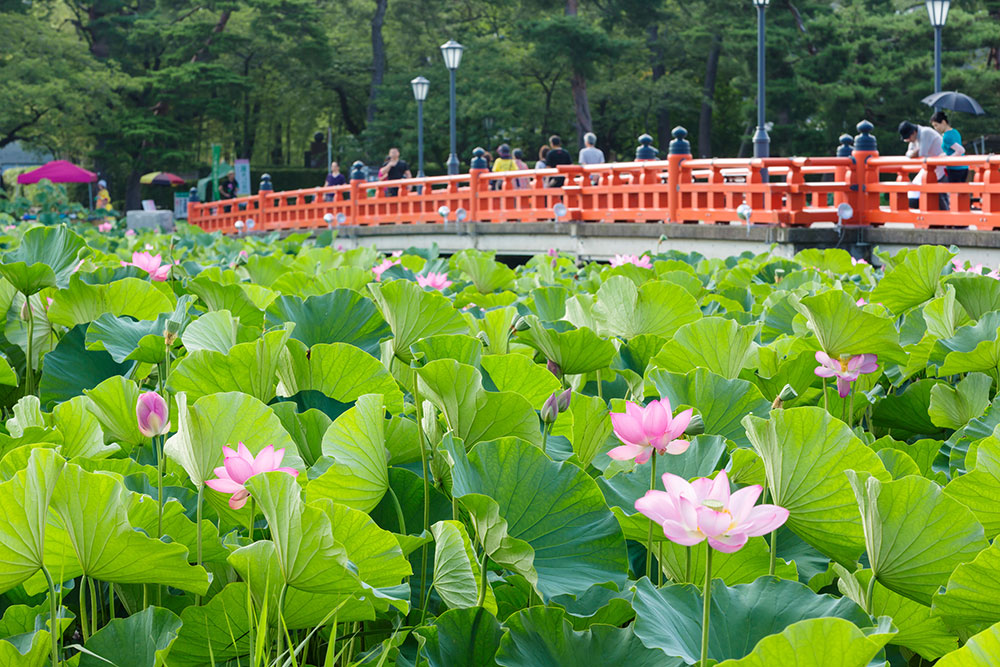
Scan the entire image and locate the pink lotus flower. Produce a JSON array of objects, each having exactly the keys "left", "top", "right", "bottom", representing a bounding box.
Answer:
[
  {"left": 5, "top": 225, "right": 16, "bottom": 232},
  {"left": 122, "top": 251, "right": 172, "bottom": 281},
  {"left": 372, "top": 259, "right": 399, "bottom": 281},
  {"left": 97, "top": 222, "right": 113, "bottom": 232},
  {"left": 952, "top": 259, "right": 990, "bottom": 276},
  {"left": 851, "top": 257, "right": 868, "bottom": 266},
  {"left": 416, "top": 272, "right": 452, "bottom": 290},
  {"left": 856, "top": 298, "right": 867, "bottom": 306},
  {"left": 814, "top": 351, "right": 878, "bottom": 398},
  {"left": 238, "top": 250, "right": 248, "bottom": 258},
  {"left": 205, "top": 443, "right": 299, "bottom": 510},
  {"left": 636, "top": 470, "right": 789, "bottom": 553},
  {"left": 391, "top": 250, "right": 403, "bottom": 257},
  {"left": 547, "top": 248, "right": 558, "bottom": 257},
  {"left": 125, "top": 229, "right": 136, "bottom": 237},
  {"left": 608, "top": 398, "right": 693, "bottom": 464},
  {"left": 136, "top": 391, "right": 170, "bottom": 438},
  {"left": 336, "top": 244, "right": 344, "bottom": 251},
  {"left": 610, "top": 254, "right": 653, "bottom": 269}
]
